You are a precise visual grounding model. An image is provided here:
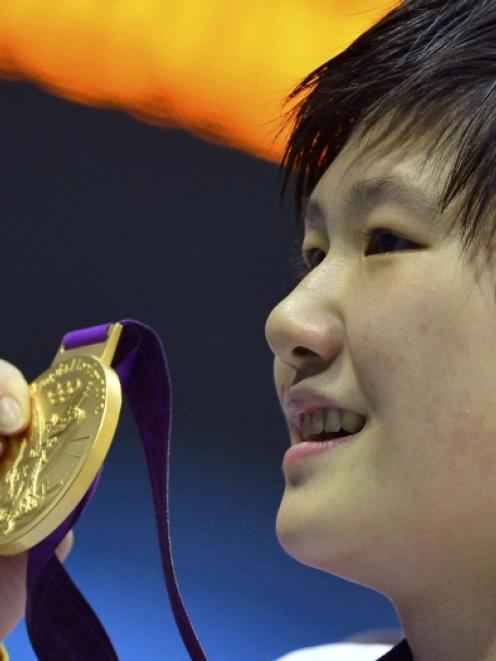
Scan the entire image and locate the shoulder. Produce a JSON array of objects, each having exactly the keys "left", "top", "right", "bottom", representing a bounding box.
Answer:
[{"left": 273, "top": 642, "right": 395, "bottom": 661}]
